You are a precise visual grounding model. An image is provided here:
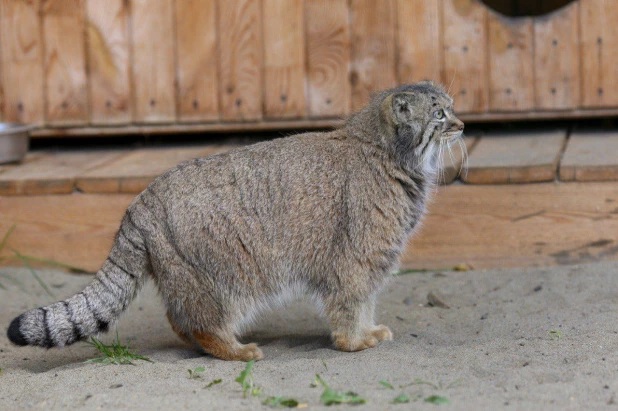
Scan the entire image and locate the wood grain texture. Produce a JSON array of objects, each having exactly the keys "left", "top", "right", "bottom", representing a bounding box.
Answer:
[
  {"left": 463, "top": 130, "right": 566, "bottom": 184},
  {"left": 488, "top": 13, "right": 534, "bottom": 111},
  {"left": 42, "top": 0, "right": 88, "bottom": 125},
  {"left": 131, "top": 0, "right": 176, "bottom": 123},
  {"left": 86, "top": 0, "right": 131, "bottom": 124},
  {"left": 0, "top": 22, "right": 3, "bottom": 122},
  {"left": 262, "top": 0, "right": 306, "bottom": 119},
  {"left": 397, "top": 0, "right": 441, "bottom": 84},
  {"left": 533, "top": 2, "right": 581, "bottom": 109},
  {"left": 579, "top": 0, "right": 618, "bottom": 108},
  {"left": 402, "top": 182, "right": 618, "bottom": 269},
  {"left": 0, "top": 194, "right": 134, "bottom": 272},
  {"left": 349, "top": 0, "right": 397, "bottom": 111},
  {"left": 76, "top": 145, "right": 236, "bottom": 193},
  {"left": 305, "top": 0, "right": 350, "bottom": 118},
  {"left": 4, "top": 183, "right": 618, "bottom": 272},
  {"left": 560, "top": 131, "right": 618, "bottom": 181},
  {"left": 0, "top": 150, "right": 121, "bottom": 195},
  {"left": 442, "top": 0, "right": 488, "bottom": 113},
  {"left": 175, "top": 0, "right": 219, "bottom": 122},
  {"left": 0, "top": 0, "right": 45, "bottom": 124},
  {"left": 217, "top": 0, "right": 262, "bottom": 121}
]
